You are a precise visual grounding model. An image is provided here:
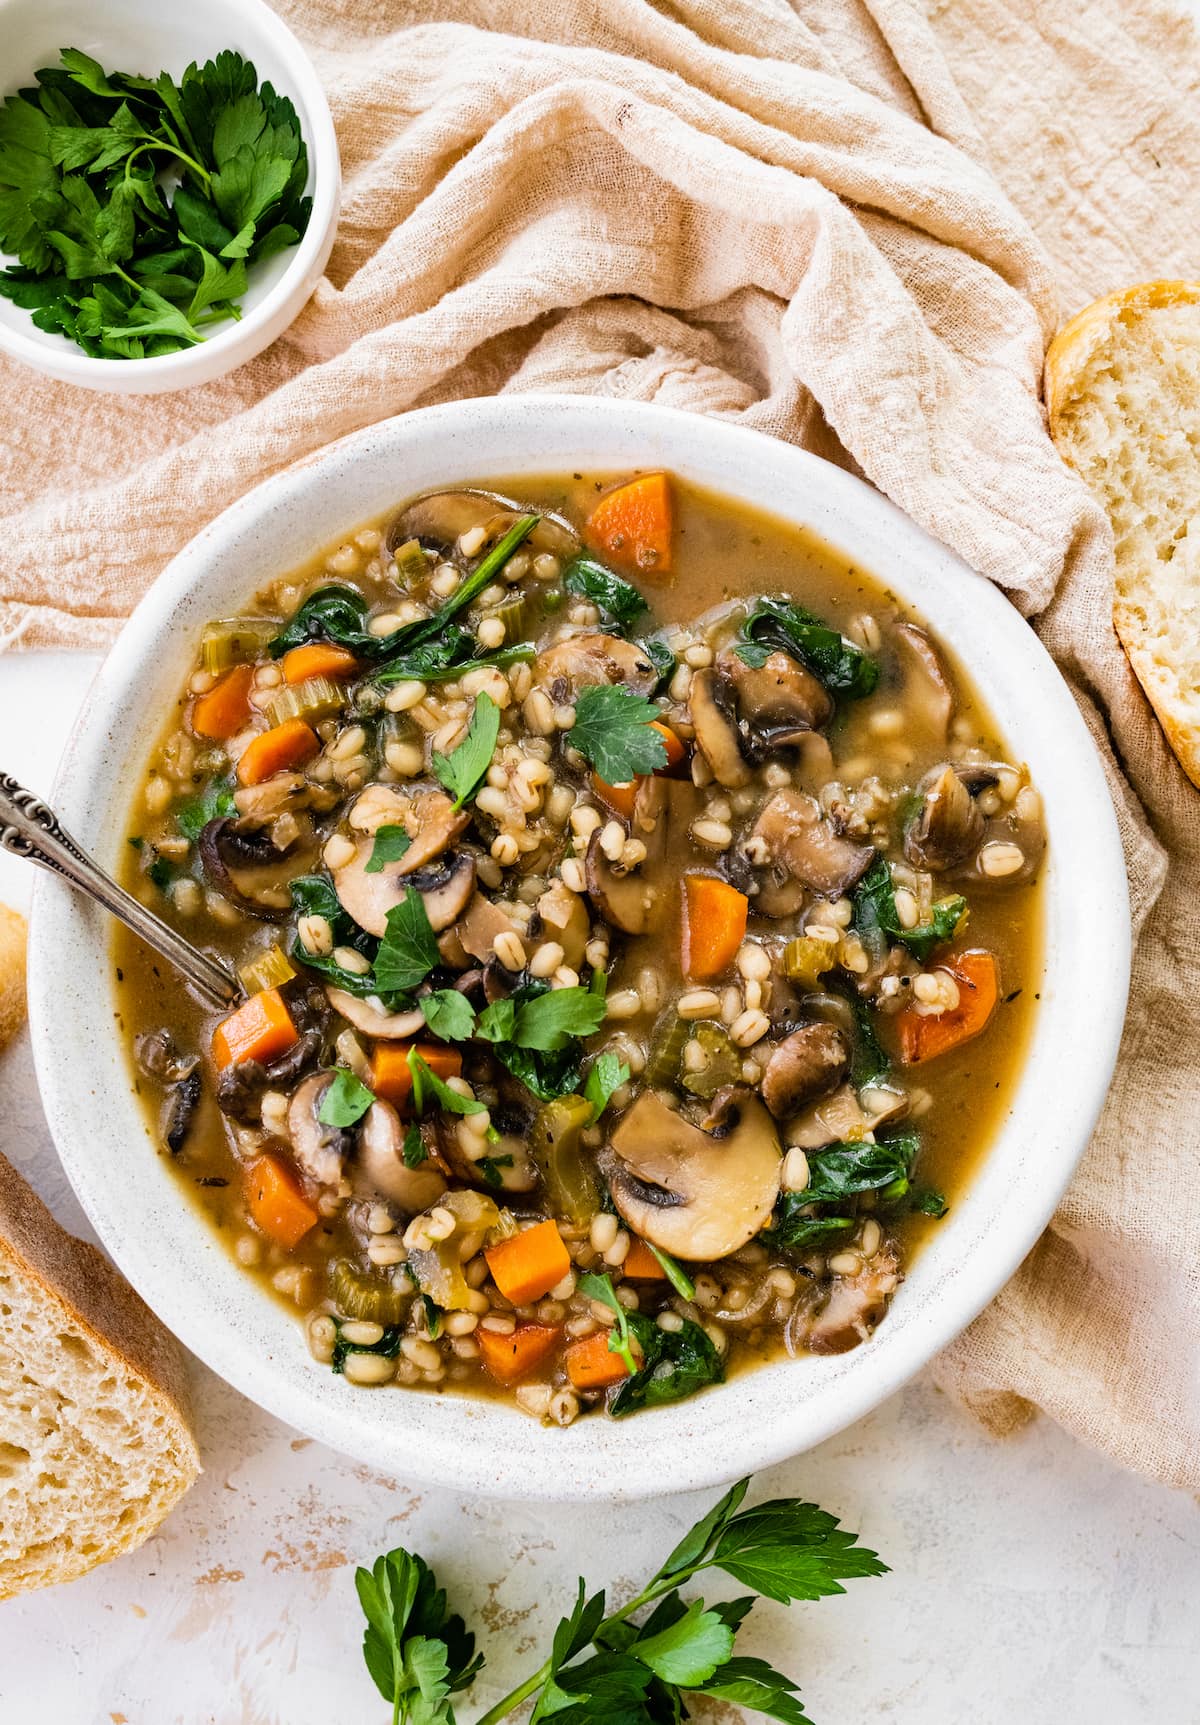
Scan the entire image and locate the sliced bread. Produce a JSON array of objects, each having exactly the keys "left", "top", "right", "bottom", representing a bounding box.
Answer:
[
  {"left": 0, "top": 1152, "right": 200, "bottom": 1598},
  {"left": 1044, "top": 280, "right": 1200, "bottom": 788},
  {"left": 0, "top": 904, "right": 27, "bottom": 1052}
]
